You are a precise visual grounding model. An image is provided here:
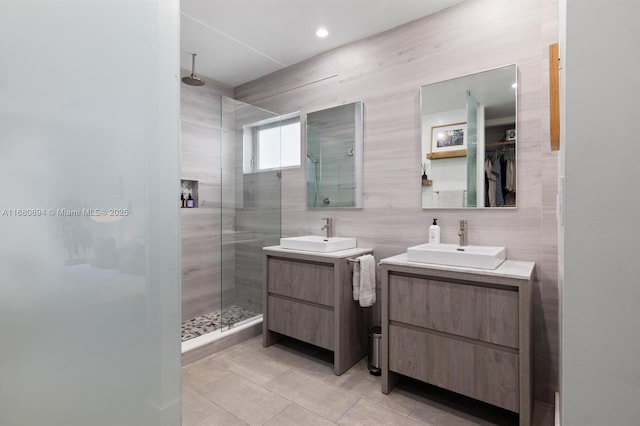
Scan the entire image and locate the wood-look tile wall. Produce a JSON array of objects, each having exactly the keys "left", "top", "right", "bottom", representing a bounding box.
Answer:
[
  {"left": 180, "top": 73, "right": 233, "bottom": 322},
  {"left": 235, "top": 0, "right": 558, "bottom": 403}
]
